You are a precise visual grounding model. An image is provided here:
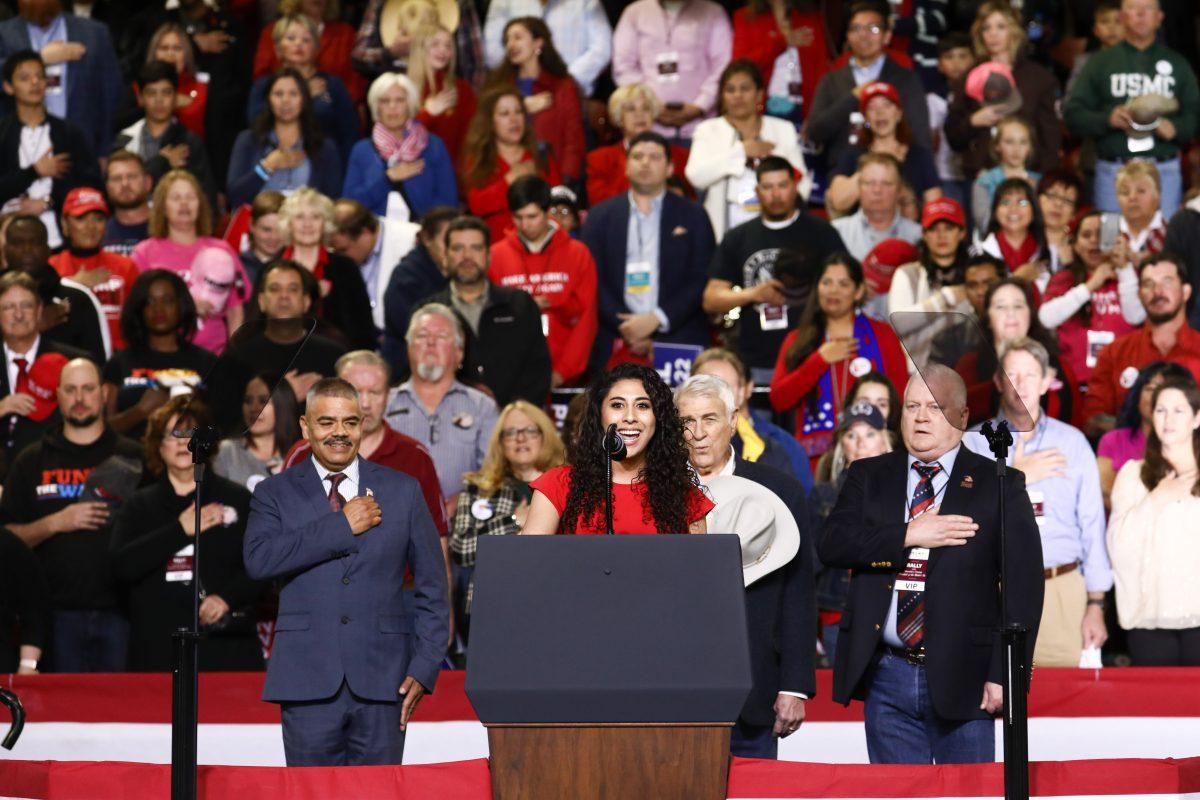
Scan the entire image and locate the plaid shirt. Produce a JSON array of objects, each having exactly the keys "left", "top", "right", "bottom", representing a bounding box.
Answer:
[
  {"left": 351, "top": 0, "right": 486, "bottom": 87},
  {"left": 449, "top": 482, "right": 524, "bottom": 567}
]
